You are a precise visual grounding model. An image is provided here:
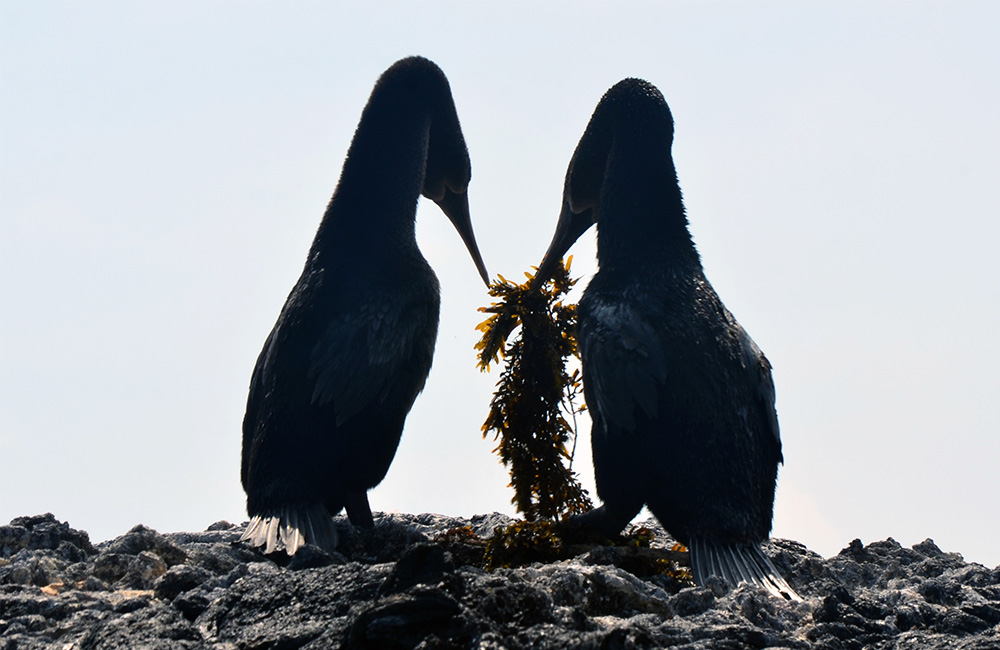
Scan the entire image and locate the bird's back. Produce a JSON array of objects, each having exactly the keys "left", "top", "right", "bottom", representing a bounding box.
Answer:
[{"left": 578, "top": 268, "right": 781, "bottom": 545}]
